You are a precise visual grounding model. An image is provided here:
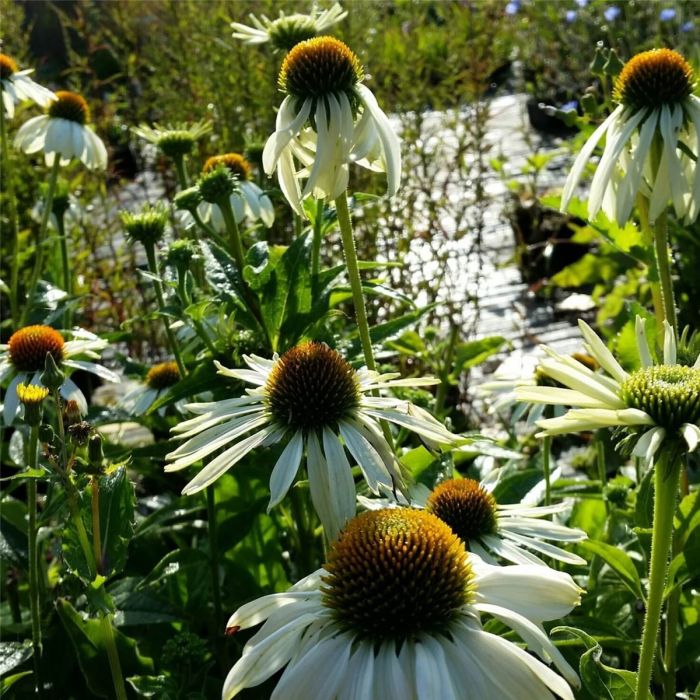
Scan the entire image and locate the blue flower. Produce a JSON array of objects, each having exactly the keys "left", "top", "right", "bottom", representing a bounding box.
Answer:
[
  {"left": 505, "top": 1, "right": 520, "bottom": 15},
  {"left": 604, "top": 6, "right": 621, "bottom": 20},
  {"left": 566, "top": 9, "right": 577, "bottom": 21},
  {"left": 561, "top": 100, "right": 578, "bottom": 113},
  {"left": 659, "top": 8, "right": 676, "bottom": 21},
  {"left": 575, "top": 0, "right": 588, "bottom": 6},
  {"left": 681, "top": 20, "right": 694, "bottom": 32}
]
